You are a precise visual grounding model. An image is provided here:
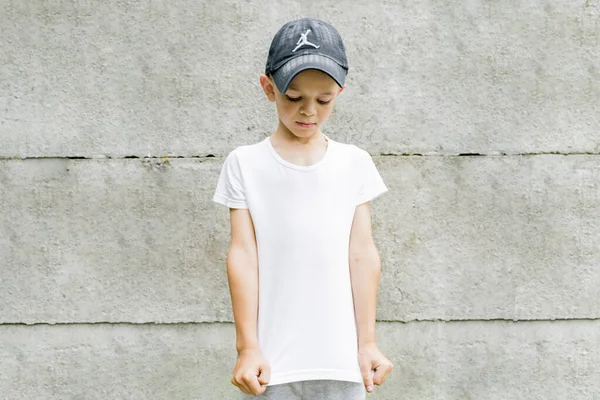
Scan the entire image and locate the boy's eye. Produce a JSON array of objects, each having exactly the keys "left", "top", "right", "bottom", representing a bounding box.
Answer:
[{"left": 285, "top": 95, "right": 331, "bottom": 105}]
